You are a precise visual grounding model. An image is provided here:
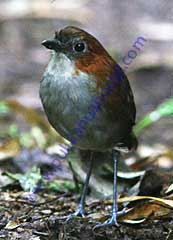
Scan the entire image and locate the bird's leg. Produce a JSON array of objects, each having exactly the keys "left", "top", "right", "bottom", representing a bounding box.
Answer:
[
  {"left": 94, "top": 150, "right": 125, "bottom": 229},
  {"left": 66, "top": 152, "right": 94, "bottom": 221}
]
